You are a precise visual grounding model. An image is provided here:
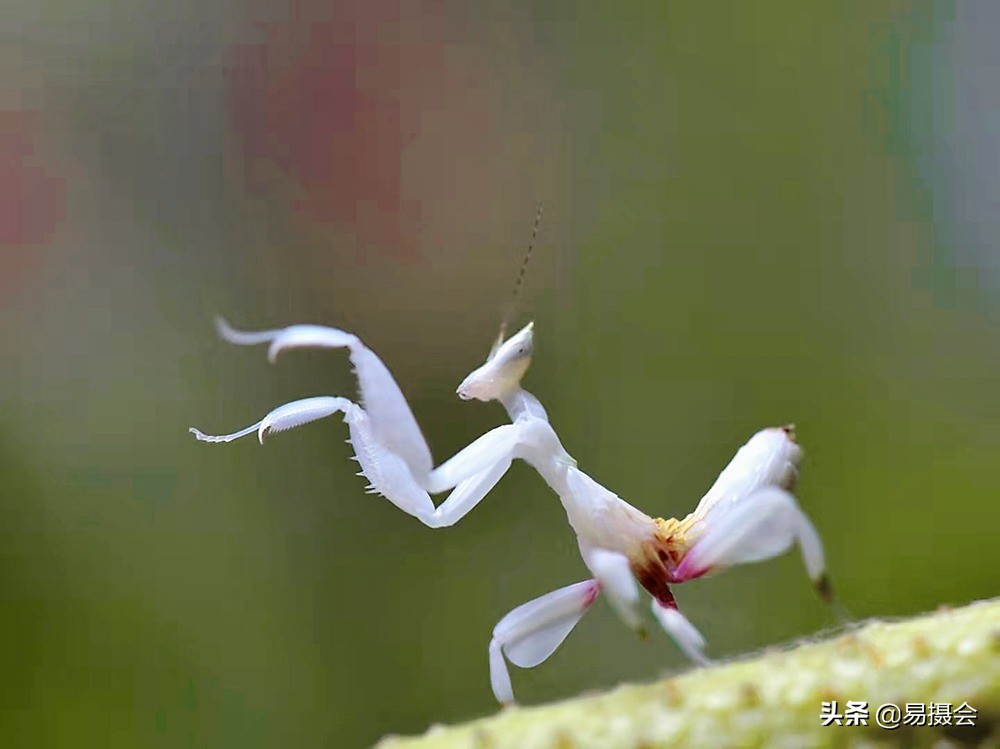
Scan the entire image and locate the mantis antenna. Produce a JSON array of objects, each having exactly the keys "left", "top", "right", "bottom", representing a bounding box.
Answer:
[{"left": 490, "top": 204, "right": 543, "bottom": 358}]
